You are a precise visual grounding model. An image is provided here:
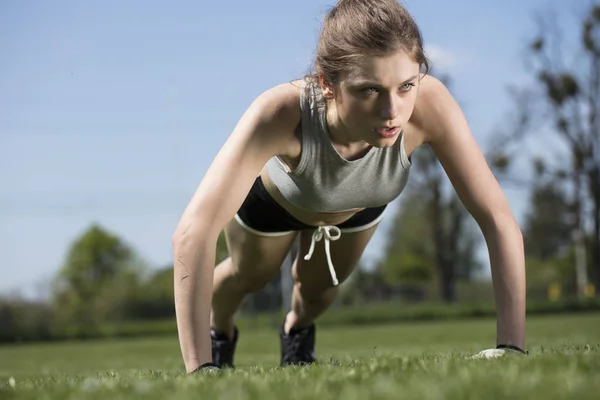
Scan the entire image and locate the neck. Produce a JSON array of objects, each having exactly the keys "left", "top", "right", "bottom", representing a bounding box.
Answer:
[
  {"left": 325, "top": 103, "right": 365, "bottom": 146},
  {"left": 324, "top": 103, "right": 372, "bottom": 159}
]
